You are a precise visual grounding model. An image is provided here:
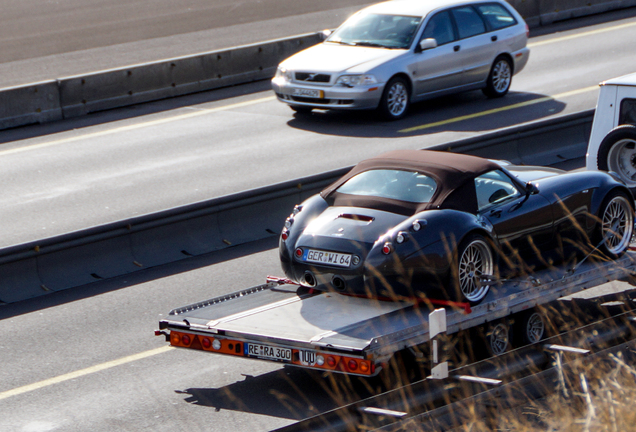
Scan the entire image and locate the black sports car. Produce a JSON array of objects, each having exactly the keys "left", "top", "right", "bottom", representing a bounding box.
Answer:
[{"left": 279, "top": 150, "right": 634, "bottom": 303}]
